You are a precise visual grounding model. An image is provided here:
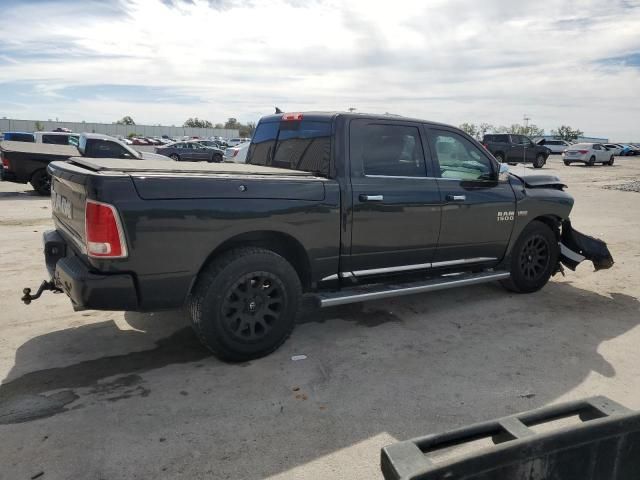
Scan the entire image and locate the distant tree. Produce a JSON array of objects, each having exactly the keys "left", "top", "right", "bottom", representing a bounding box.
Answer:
[
  {"left": 184, "top": 117, "right": 213, "bottom": 128},
  {"left": 459, "top": 123, "right": 479, "bottom": 139},
  {"left": 551, "top": 125, "right": 584, "bottom": 142},
  {"left": 239, "top": 121, "right": 256, "bottom": 137},
  {"left": 116, "top": 116, "right": 136, "bottom": 125},
  {"left": 478, "top": 123, "right": 494, "bottom": 138},
  {"left": 34, "top": 121, "right": 44, "bottom": 131},
  {"left": 224, "top": 117, "right": 239, "bottom": 129},
  {"left": 214, "top": 123, "right": 224, "bottom": 129},
  {"left": 493, "top": 124, "right": 544, "bottom": 138}
]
